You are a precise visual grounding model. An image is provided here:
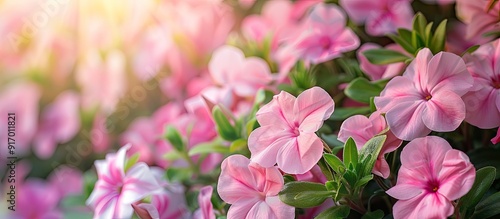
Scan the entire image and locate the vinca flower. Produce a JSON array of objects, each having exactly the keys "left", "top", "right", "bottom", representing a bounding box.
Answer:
[
  {"left": 387, "top": 136, "right": 475, "bottom": 219},
  {"left": 248, "top": 87, "right": 334, "bottom": 174},
  {"left": 217, "top": 155, "right": 294, "bottom": 219},
  {"left": 375, "top": 48, "right": 473, "bottom": 141}
]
